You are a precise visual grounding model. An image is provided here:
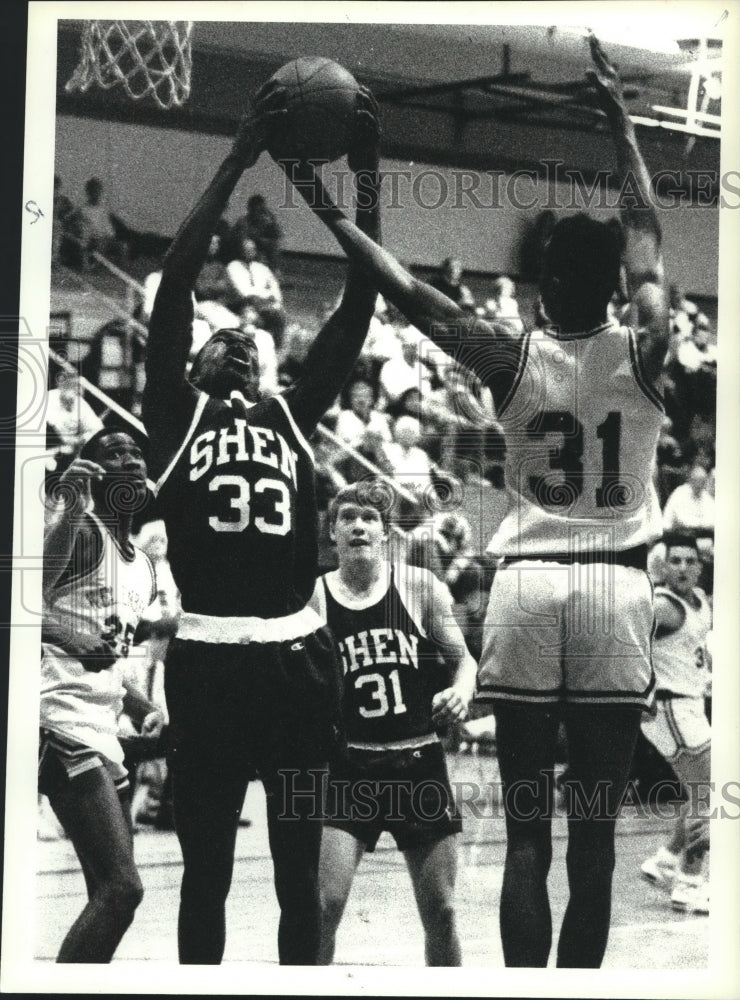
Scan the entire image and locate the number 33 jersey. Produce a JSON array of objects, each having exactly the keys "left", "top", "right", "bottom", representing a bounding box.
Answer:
[
  {"left": 153, "top": 390, "right": 318, "bottom": 618},
  {"left": 489, "top": 322, "right": 664, "bottom": 557},
  {"left": 320, "top": 566, "right": 444, "bottom": 749},
  {"left": 41, "top": 512, "right": 156, "bottom": 765}
]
